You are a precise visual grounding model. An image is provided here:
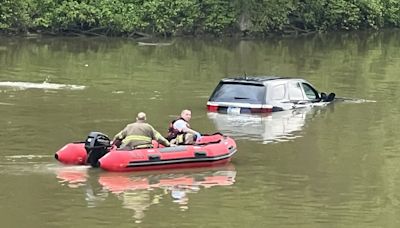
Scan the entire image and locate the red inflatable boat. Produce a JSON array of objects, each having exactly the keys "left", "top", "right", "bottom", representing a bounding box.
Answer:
[{"left": 55, "top": 132, "right": 237, "bottom": 172}]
